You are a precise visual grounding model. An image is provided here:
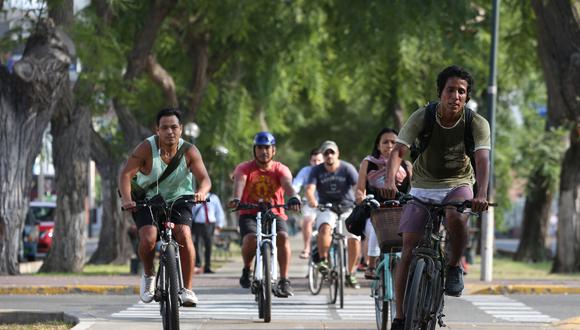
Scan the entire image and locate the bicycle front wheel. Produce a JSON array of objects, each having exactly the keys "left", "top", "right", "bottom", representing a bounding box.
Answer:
[
  {"left": 404, "top": 258, "right": 429, "bottom": 330},
  {"left": 160, "top": 244, "right": 180, "bottom": 330},
  {"left": 307, "top": 258, "right": 323, "bottom": 295},
  {"left": 373, "top": 261, "right": 387, "bottom": 330},
  {"left": 336, "top": 239, "right": 345, "bottom": 309},
  {"left": 261, "top": 243, "right": 272, "bottom": 323},
  {"left": 328, "top": 246, "right": 338, "bottom": 305}
]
